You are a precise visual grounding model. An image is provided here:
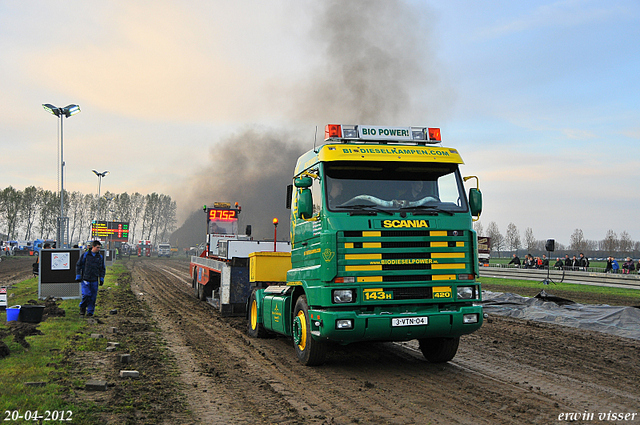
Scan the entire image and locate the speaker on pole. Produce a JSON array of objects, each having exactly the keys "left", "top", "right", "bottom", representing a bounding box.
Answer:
[{"left": 545, "top": 239, "right": 555, "bottom": 252}]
